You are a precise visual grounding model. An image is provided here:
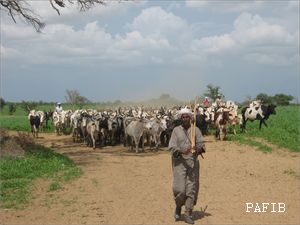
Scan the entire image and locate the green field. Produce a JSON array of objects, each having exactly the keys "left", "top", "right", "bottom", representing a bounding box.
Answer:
[
  {"left": 228, "top": 105, "right": 300, "bottom": 152},
  {"left": 0, "top": 144, "right": 82, "bottom": 209}
]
